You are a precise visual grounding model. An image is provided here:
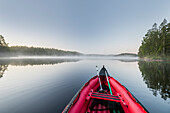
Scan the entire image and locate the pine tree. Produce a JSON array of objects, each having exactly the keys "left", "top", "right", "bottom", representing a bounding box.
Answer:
[
  {"left": 0, "top": 35, "right": 8, "bottom": 47},
  {"left": 138, "top": 19, "right": 170, "bottom": 58}
]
